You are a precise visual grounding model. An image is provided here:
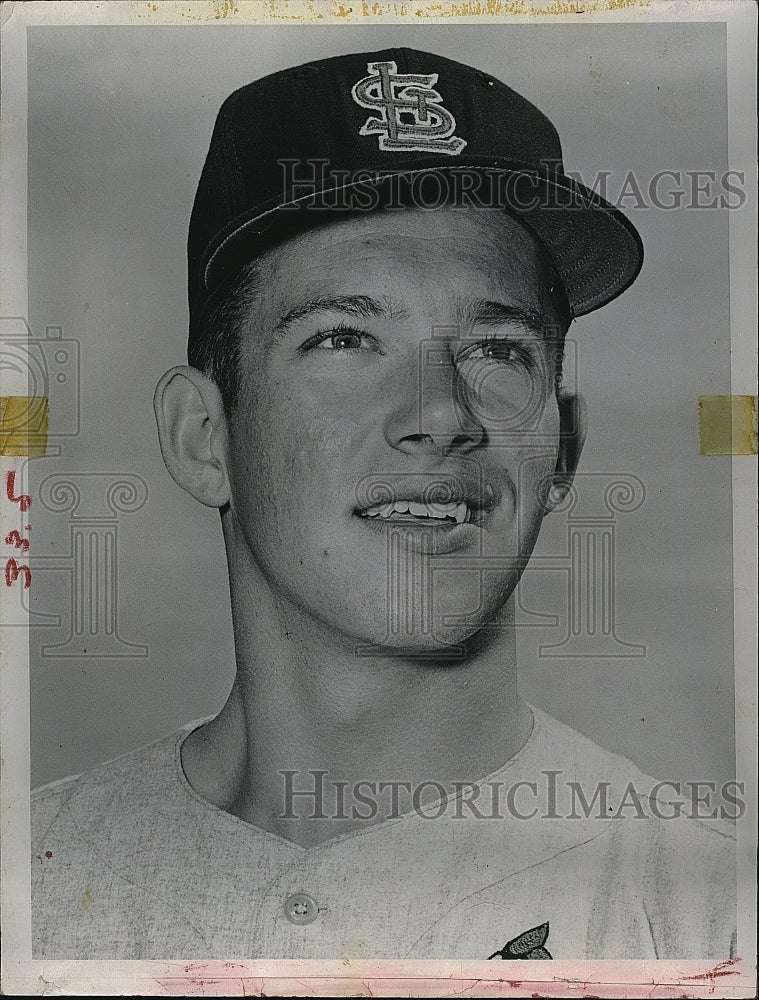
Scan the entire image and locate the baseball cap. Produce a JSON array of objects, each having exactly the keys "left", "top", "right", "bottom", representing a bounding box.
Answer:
[{"left": 188, "top": 47, "right": 643, "bottom": 346}]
